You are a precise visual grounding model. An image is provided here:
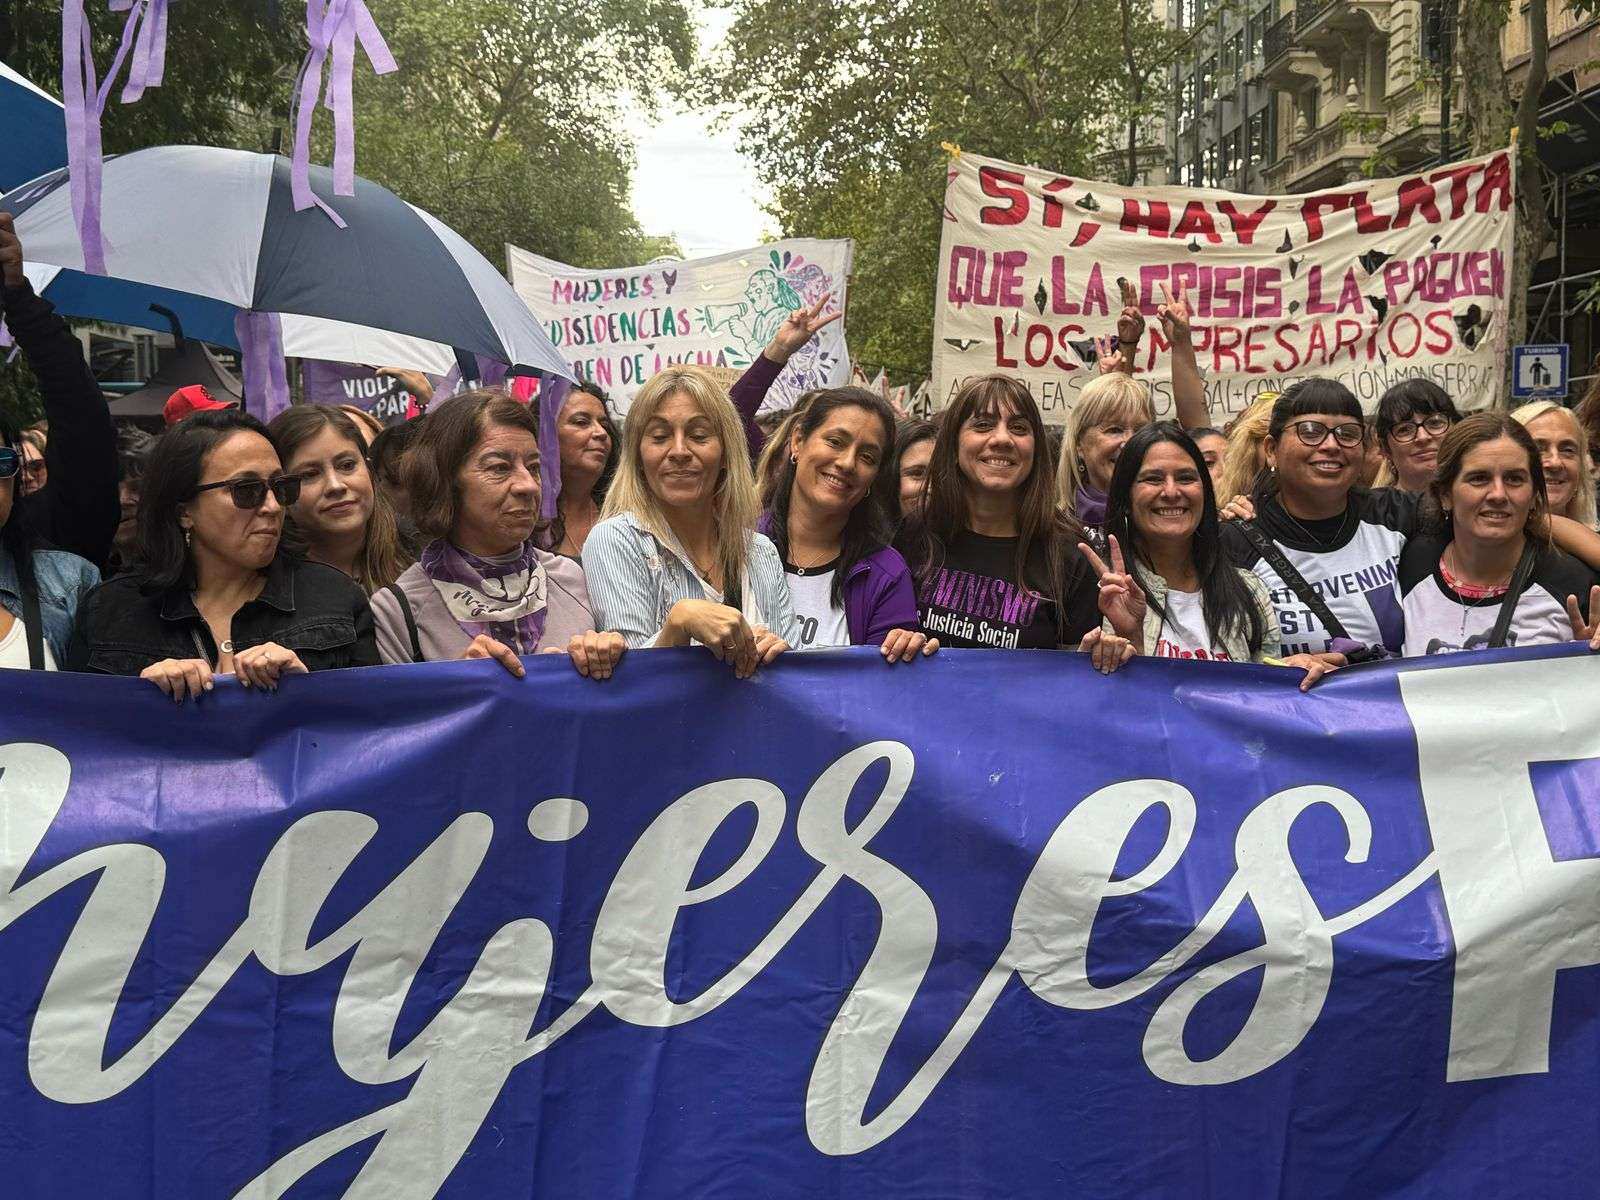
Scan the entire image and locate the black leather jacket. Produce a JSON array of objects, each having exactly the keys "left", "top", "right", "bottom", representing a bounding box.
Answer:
[{"left": 66, "top": 554, "right": 379, "bottom": 675}]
